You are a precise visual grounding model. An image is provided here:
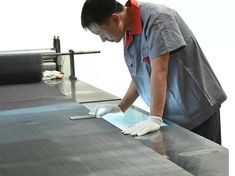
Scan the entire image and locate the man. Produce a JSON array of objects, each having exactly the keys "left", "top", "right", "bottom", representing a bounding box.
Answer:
[{"left": 81, "top": 0, "right": 227, "bottom": 144}]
